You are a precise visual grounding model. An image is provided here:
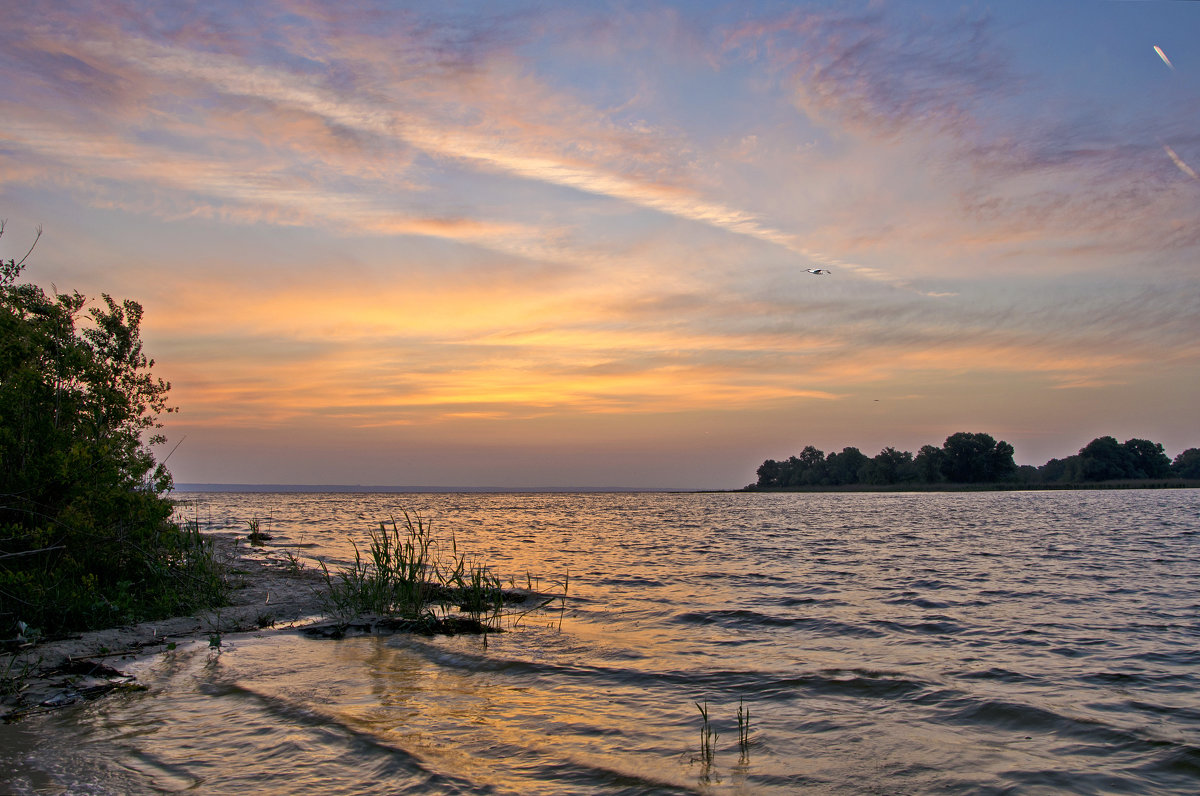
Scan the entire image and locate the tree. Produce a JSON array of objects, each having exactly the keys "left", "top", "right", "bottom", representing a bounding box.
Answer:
[
  {"left": 751, "top": 433, "right": 1189, "bottom": 489},
  {"left": 1015, "top": 464, "right": 1040, "bottom": 484},
  {"left": 862, "top": 447, "right": 917, "bottom": 485},
  {"left": 1121, "top": 438, "right": 1171, "bottom": 479},
  {"left": 1037, "top": 456, "right": 1078, "bottom": 483},
  {"left": 1076, "top": 436, "right": 1129, "bottom": 481},
  {"left": 1, "top": 230, "right": 223, "bottom": 634},
  {"left": 1173, "top": 448, "right": 1200, "bottom": 479},
  {"left": 825, "top": 446, "right": 868, "bottom": 485},
  {"left": 939, "top": 432, "right": 1016, "bottom": 483},
  {"left": 755, "top": 459, "right": 784, "bottom": 488},
  {"left": 788, "top": 445, "right": 827, "bottom": 486},
  {"left": 914, "top": 444, "right": 944, "bottom": 483}
]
